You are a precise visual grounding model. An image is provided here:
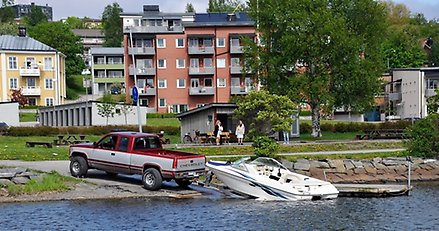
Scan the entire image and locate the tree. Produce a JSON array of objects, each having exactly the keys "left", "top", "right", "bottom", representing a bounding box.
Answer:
[
  {"left": 24, "top": 5, "right": 48, "bottom": 27},
  {"left": 185, "top": 3, "right": 196, "bottom": 13},
  {"left": 0, "top": 21, "right": 17, "bottom": 35},
  {"left": 405, "top": 114, "right": 439, "bottom": 158},
  {"left": 245, "top": 0, "right": 387, "bottom": 137},
  {"left": 2, "top": 0, "right": 14, "bottom": 6},
  {"left": 234, "top": 90, "right": 296, "bottom": 139},
  {"left": 102, "top": 3, "right": 123, "bottom": 47},
  {"left": 10, "top": 89, "right": 28, "bottom": 106},
  {"left": 0, "top": 5, "right": 14, "bottom": 23},
  {"left": 97, "top": 94, "right": 116, "bottom": 125},
  {"left": 117, "top": 103, "right": 133, "bottom": 125},
  {"left": 207, "top": 0, "right": 244, "bottom": 13},
  {"left": 64, "top": 16, "right": 85, "bottom": 29}
]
